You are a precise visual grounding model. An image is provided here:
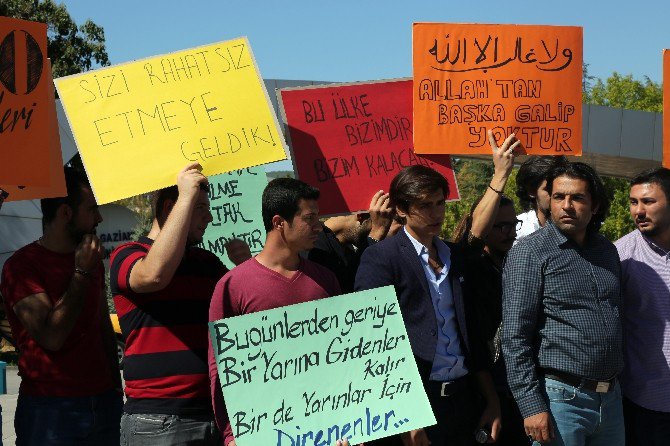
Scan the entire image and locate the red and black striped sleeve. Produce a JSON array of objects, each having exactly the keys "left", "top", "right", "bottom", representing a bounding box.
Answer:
[{"left": 110, "top": 242, "right": 149, "bottom": 295}]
